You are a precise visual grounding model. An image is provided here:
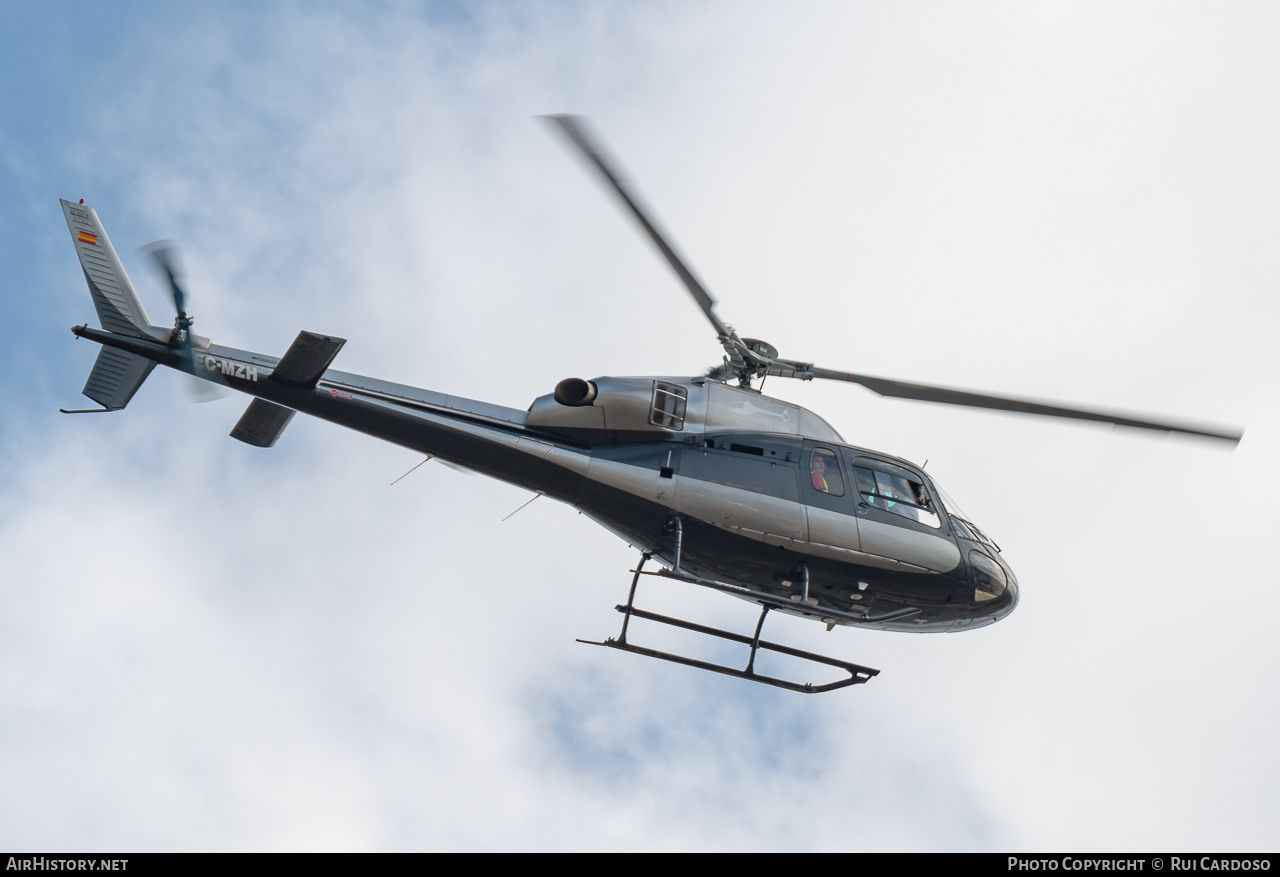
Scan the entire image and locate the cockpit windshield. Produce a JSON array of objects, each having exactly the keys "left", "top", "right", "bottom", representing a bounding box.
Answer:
[
  {"left": 933, "top": 483, "right": 970, "bottom": 522},
  {"left": 931, "top": 479, "right": 998, "bottom": 549}
]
